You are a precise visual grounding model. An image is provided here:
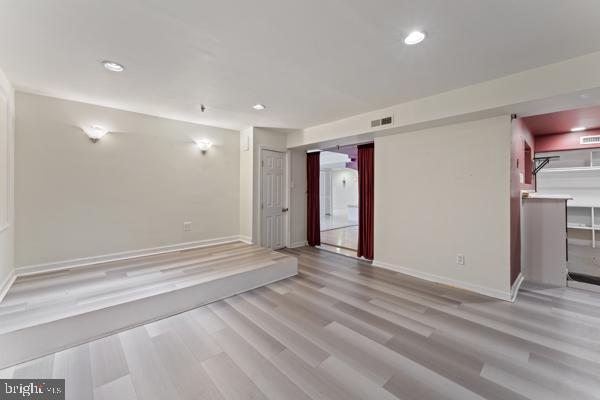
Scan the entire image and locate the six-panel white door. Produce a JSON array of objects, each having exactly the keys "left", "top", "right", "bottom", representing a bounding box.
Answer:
[{"left": 261, "top": 149, "right": 286, "bottom": 249}]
